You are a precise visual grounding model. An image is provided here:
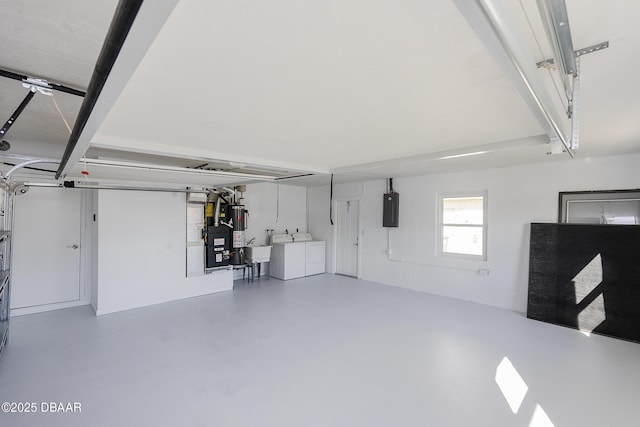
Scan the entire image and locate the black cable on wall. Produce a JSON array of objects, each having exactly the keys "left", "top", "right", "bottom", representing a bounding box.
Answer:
[{"left": 330, "top": 174, "right": 334, "bottom": 225}]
